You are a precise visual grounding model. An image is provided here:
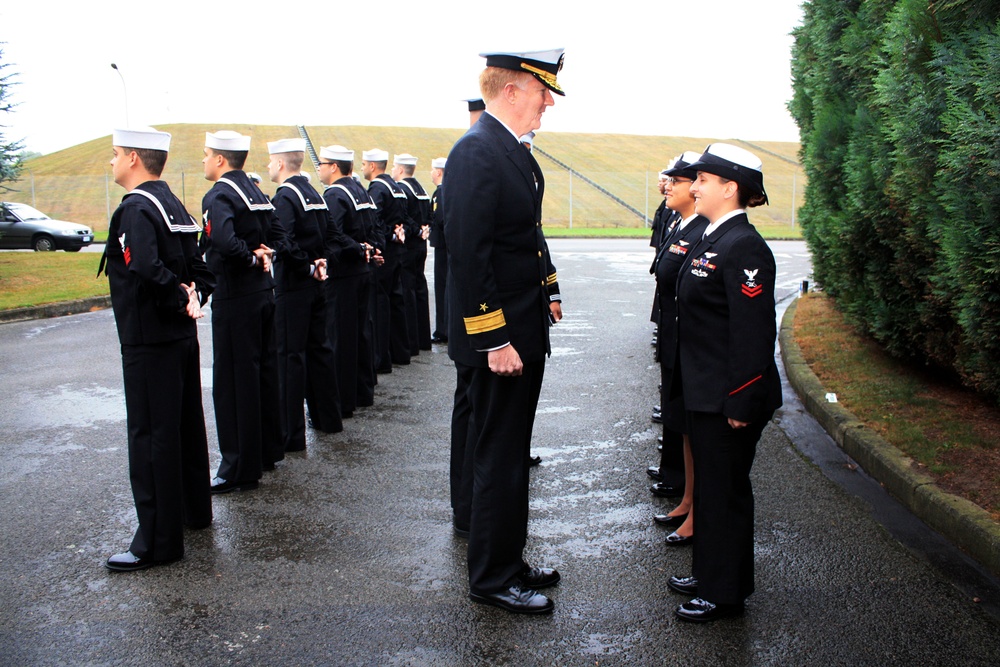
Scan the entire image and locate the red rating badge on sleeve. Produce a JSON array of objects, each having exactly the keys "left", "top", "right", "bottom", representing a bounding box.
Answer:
[{"left": 742, "top": 269, "right": 762, "bottom": 298}]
